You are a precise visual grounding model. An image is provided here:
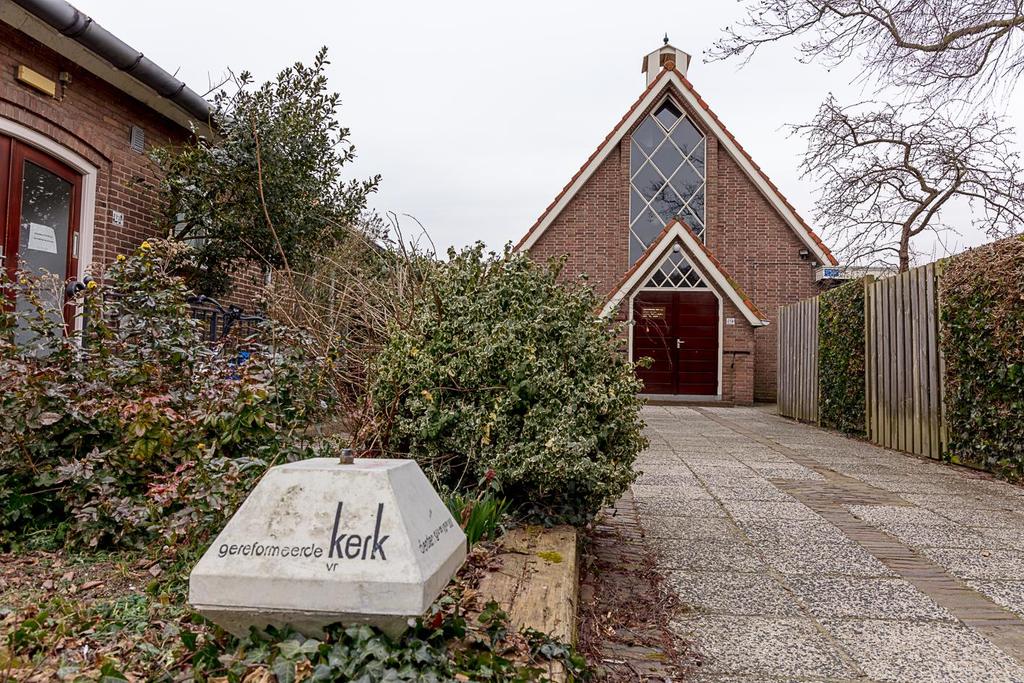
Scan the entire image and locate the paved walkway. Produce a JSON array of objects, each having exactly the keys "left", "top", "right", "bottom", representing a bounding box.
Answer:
[{"left": 635, "top": 405, "right": 1024, "bottom": 683}]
